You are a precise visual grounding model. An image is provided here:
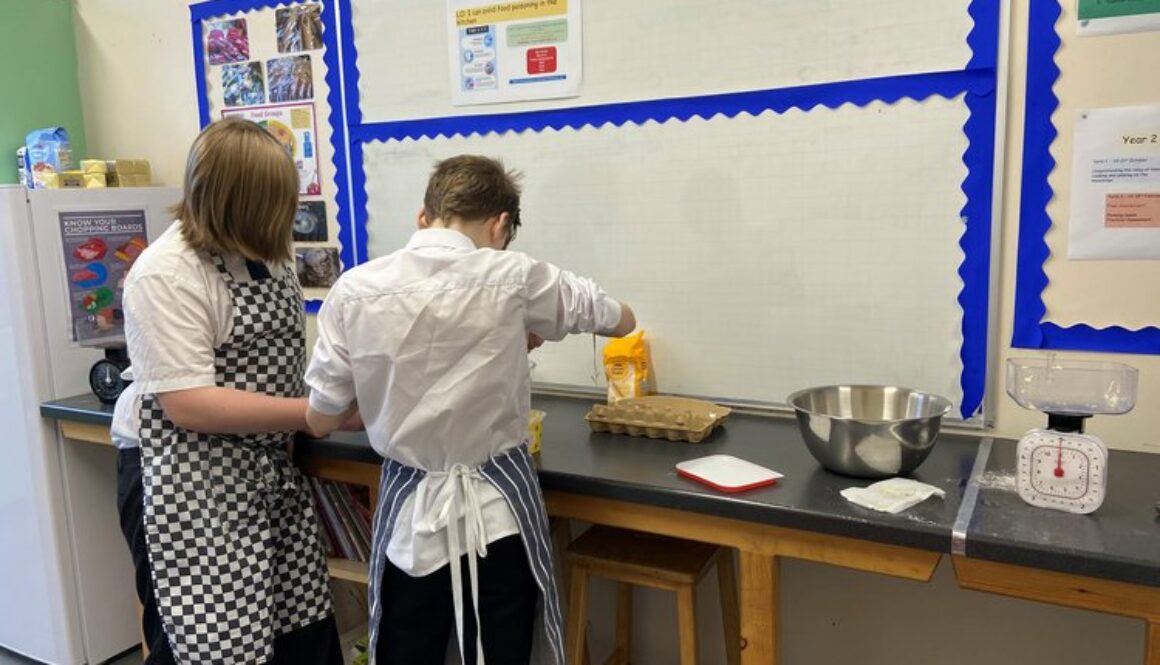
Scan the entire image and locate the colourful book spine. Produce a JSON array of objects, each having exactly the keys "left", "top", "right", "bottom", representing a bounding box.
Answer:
[
  {"left": 326, "top": 479, "right": 367, "bottom": 561},
  {"left": 313, "top": 477, "right": 356, "bottom": 560},
  {"left": 340, "top": 483, "right": 373, "bottom": 552},
  {"left": 306, "top": 479, "right": 337, "bottom": 558}
]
